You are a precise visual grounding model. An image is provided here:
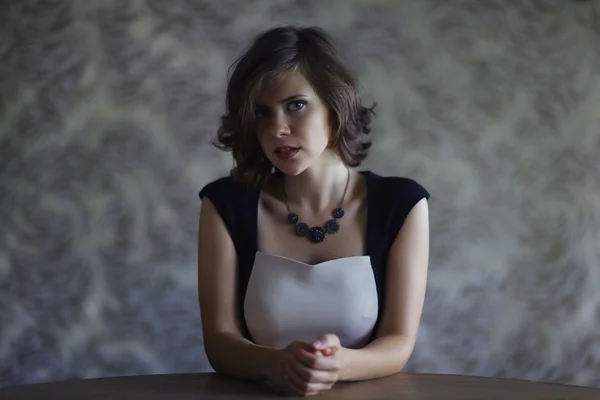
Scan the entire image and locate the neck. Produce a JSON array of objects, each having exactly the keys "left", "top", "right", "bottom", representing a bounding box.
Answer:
[{"left": 282, "top": 153, "right": 350, "bottom": 213}]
